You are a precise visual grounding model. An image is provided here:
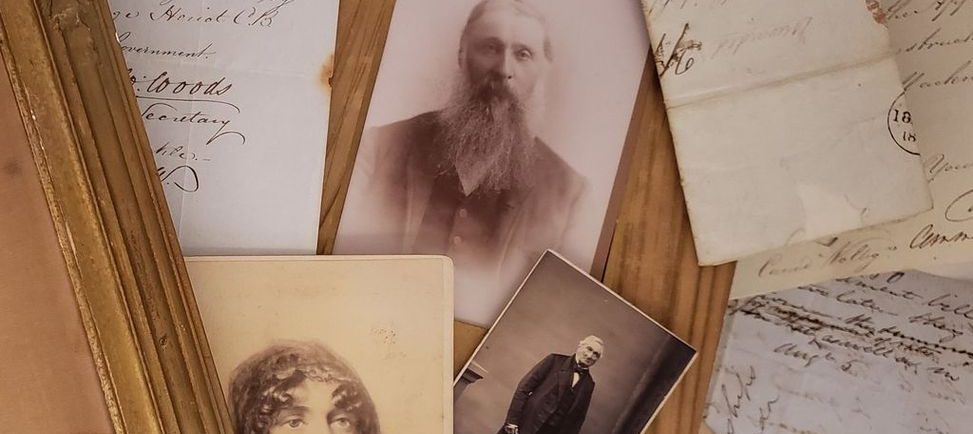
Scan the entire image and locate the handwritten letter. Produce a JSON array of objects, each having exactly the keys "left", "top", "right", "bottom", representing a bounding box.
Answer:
[
  {"left": 733, "top": 0, "right": 973, "bottom": 296},
  {"left": 110, "top": 0, "right": 337, "bottom": 254},
  {"left": 641, "top": 0, "right": 932, "bottom": 265},
  {"left": 707, "top": 272, "right": 973, "bottom": 434}
]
